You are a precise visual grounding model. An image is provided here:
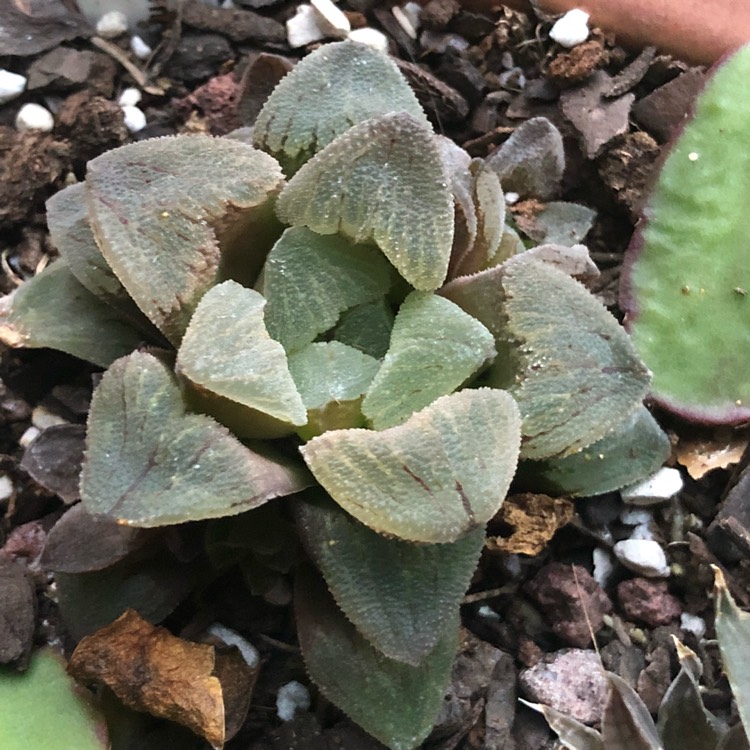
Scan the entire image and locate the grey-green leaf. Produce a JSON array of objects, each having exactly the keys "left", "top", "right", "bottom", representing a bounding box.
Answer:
[
  {"left": 0, "top": 261, "right": 145, "bottom": 368},
  {"left": 601, "top": 672, "right": 663, "bottom": 750},
  {"left": 333, "top": 298, "right": 394, "bottom": 359},
  {"left": 275, "top": 112, "right": 454, "bottom": 291},
  {"left": 81, "top": 351, "right": 310, "bottom": 526},
  {"left": 362, "top": 292, "right": 496, "bottom": 430},
  {"left": 524, "top": 700, "right": 604, "bottom": 750},
  {"left": 295, "top": 566, "right": 458, "bottom": 750},
  {"left": 259, "top": 227, "right": 392, "bottom": 353},
  {"left": 176, "top": 280, "right": 307, "bottom": 426},
  {"left": 253, "top": 40, "right": 430, "bottom": 174},
  {"left": 300, "top": 388, "right": 521, "bottom": 543},
  {"left": 297, "top": 493, "right": 484, "bottom": 665}
]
